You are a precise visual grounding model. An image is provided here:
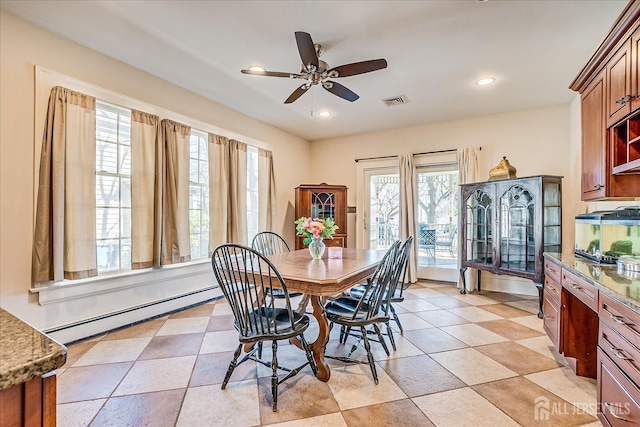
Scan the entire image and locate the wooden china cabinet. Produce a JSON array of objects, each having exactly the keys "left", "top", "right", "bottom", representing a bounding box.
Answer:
[
  {"left": 459, "top": 175, "right": 563, "bottom": 317},
  {"left": 294, "top": 184, "right": 347, "bottom": 250}
]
